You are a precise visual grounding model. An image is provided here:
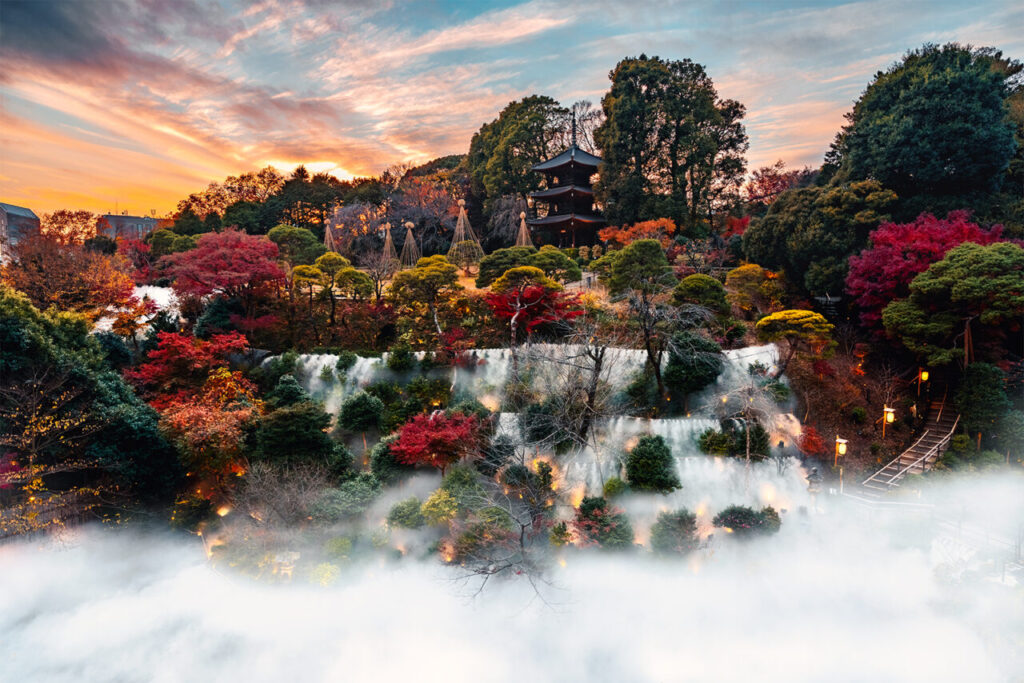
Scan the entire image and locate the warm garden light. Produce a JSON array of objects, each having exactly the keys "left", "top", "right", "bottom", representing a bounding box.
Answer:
[
  {"left": 882, "top": 405, "right": 896, "bottom": 438},
  {"left": 834, "top": 437, "right": 848, "bottom": 467},
  {"left": 5, "top": 6, "right": 1022, "bottom": 679},
  {"left": 917, "top": 368, "right": 930, "bottom": 396}
]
